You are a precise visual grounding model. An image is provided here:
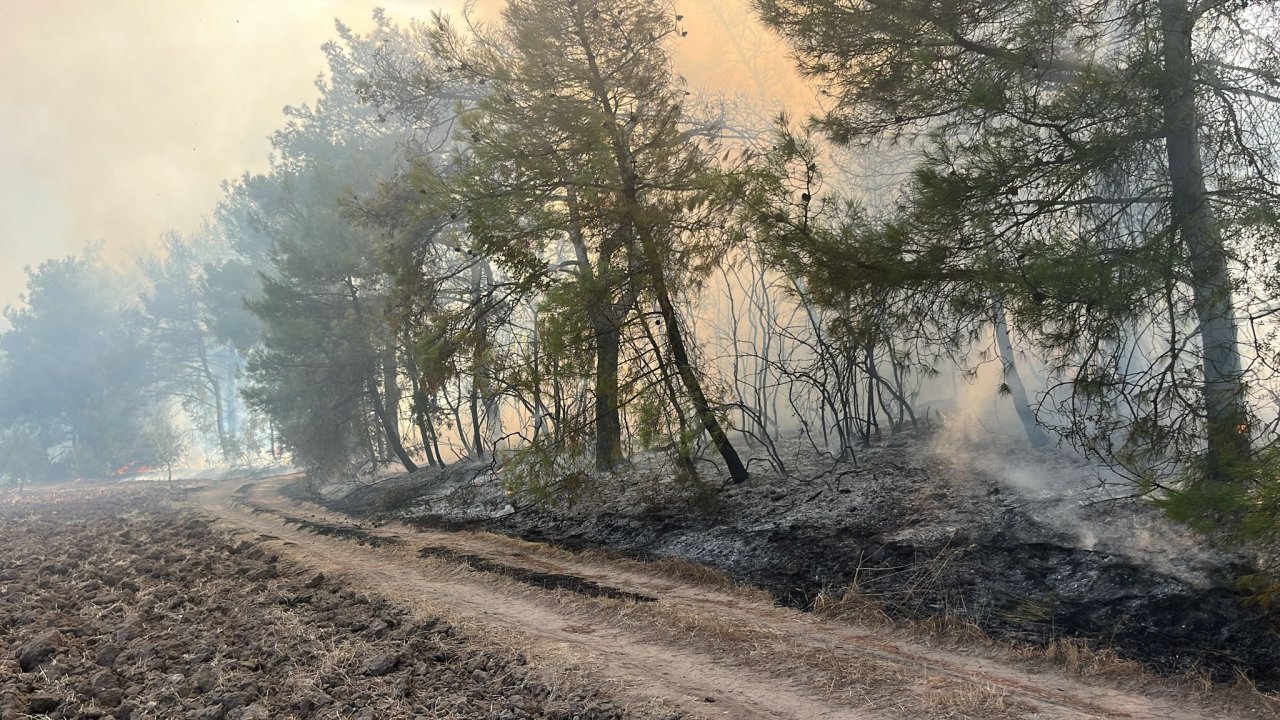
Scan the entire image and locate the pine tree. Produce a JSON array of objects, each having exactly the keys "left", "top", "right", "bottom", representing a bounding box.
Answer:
[
  {"left": 755, "top": 0, "right": 1280, "bottom": 485},
  {"left": 437, "top": 0, "right": 749, "bottom": 481}
]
